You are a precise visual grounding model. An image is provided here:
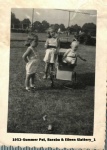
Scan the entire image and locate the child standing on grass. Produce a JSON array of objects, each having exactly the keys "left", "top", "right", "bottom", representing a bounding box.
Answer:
[
  {"left": 63, "top": 41, "right": 86, "bottom": 66},
  {"left": 22, "top": 35, "right": 39, "bottom": 91},
  {"left": 43, "top": 26, "right": 60, "bottom": 79}
]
